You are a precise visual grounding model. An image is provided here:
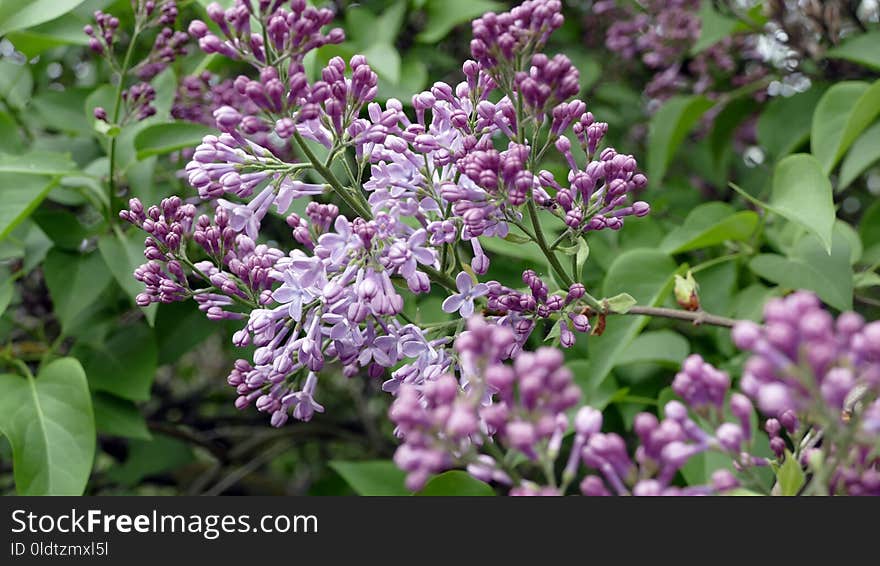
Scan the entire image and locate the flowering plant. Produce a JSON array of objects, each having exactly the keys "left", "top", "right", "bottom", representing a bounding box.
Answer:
[{"left": 0, "top": 0, "right": 878, "bottom": 496}]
